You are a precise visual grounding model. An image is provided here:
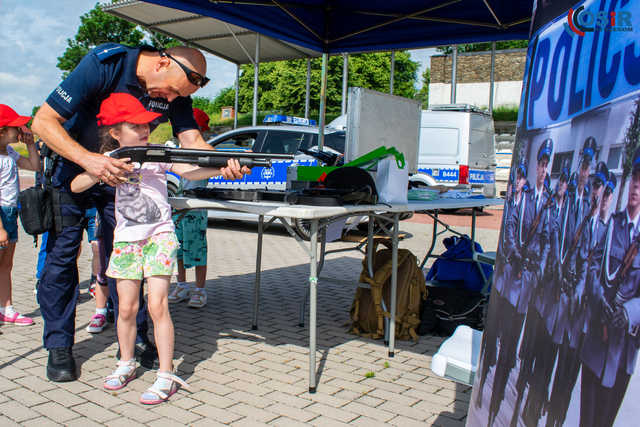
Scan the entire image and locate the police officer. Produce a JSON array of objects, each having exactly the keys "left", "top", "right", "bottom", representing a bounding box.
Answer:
[
  {"left": 577, "top": 149, "right": 640, "bottom": 426},
  {"left": 547, "top": 160, "right": 607, "bottom": 427},
  {"left": 31, "top": 43, "right": 249, "bottom": 382},
  {"left": 475, "top": 160, "right": 526, "bottom": 410},
  {"left": 485, "top": 159, "right": 529, "bottom": 424},
  {"left": 509, "top": 138, "right": 553, "bottom": 426},
  {"left": 579, "top": 168, "right": 617, "bottom": 427}
]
